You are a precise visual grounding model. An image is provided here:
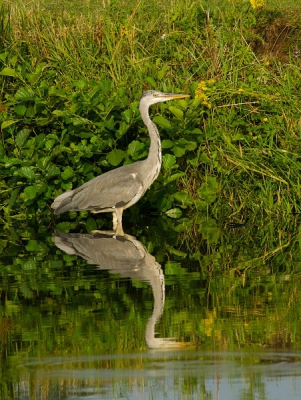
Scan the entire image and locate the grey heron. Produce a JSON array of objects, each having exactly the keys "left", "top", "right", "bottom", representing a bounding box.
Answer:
[{"left": 51, "top": 90, "right": 189, "bottom": 234}]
